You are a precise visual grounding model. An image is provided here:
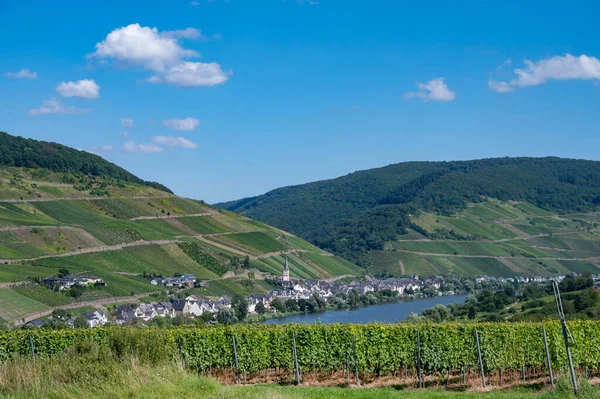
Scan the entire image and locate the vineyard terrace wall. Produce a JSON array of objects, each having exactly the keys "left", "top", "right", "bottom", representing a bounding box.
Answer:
[{"left": 1, "top": 322, "right": 600, "bottom": 375}]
